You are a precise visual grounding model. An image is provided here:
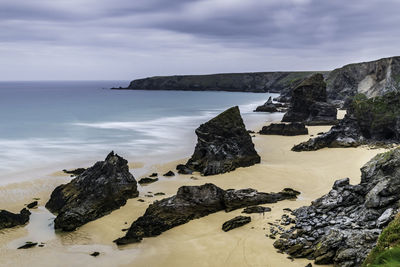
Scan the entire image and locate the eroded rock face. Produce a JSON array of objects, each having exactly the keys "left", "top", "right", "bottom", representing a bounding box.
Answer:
[
  {"left": 46, "top": 152, "right": 139, "bottom": 231},
  {"left": 274, "top": 148, "right": 400, "bottom": 266},
  {"left": 0, "top": 208, "right": 30, "bottom": 230},
  {"left": 259, "top": 123, "right": 308, "bottom": 136},
  {"left": 282, "top": 74, "right": 337, "bottom": 125},
  {"left": 114, "top": 183, "right": 299, "bottom": 245},
  {"left": 292, "top": 92, "right": 400, "bottom": 151},
  {"left": 179, "top": 106, "right": 260, "bottom": 176}
]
